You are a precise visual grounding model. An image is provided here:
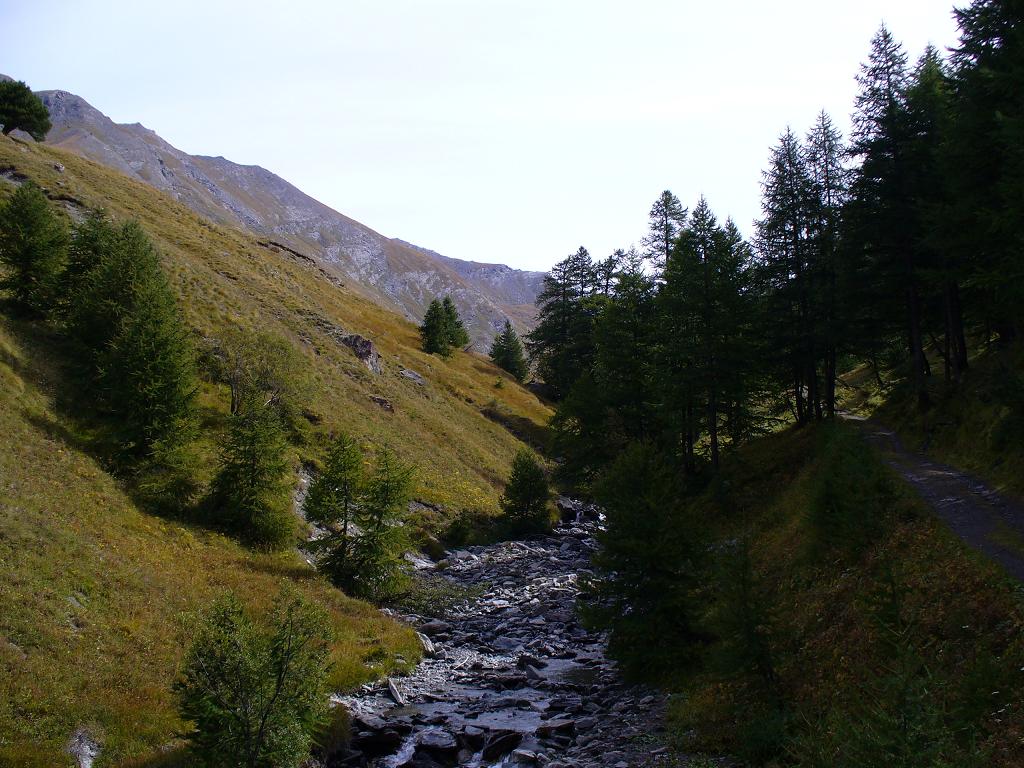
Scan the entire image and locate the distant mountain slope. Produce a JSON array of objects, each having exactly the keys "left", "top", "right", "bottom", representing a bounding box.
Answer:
[{"left": 31, "top": 84, "right": 544, "bottom": 345}]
